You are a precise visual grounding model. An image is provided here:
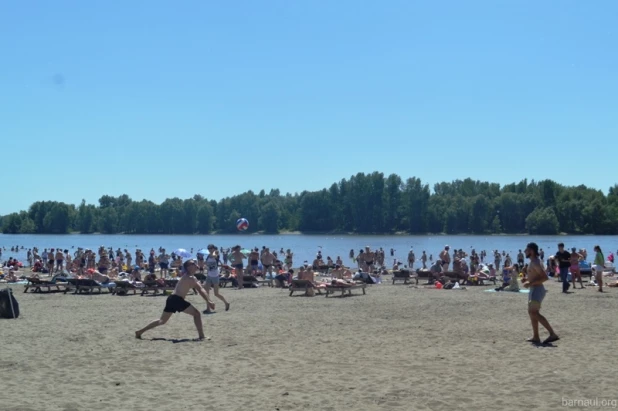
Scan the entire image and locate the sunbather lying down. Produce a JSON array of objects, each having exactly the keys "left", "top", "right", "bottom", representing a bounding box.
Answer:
[
  {"left": 92, "top": 271, "right": 111, "bottom": 284},
  {"left": 607, "top": 281, "right": 618, "bottom": 288},
  {"left": 329, "top": 279, "right": 361, "bottom": 287}
]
